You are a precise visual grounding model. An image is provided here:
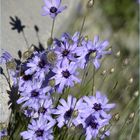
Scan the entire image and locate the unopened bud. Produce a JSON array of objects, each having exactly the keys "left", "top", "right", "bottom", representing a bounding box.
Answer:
[
  {"left": 123, "top": 58, "right": 129, "bottom": 66},
  {"left": 73, "top": 110, "right": 78, "bottom": 118},
  {"left": 84, "top": 35, "right": 89, "bottom": 41},
  {"left": 110, "top": 68, "right": 115, "bottom": 73},
  {"left": 101, "top": 70, "right": 106, "bottom": 75},
  {"left": 87, "top": 0, "right": 95, "bottom": 8},
  {"left": 129, "top": 78, "right": 133, "bottom": 84},
  {"left": 128, "top": 112, "right": 135, "bottom": 120},
  {"left": 108, "top": 47, "right": 112, "bottom": 52},
  {"left": 134, "top": 90, "right": 139, "bottom": 97},
  {"left": 113, "top": 113, "right": 120, "bottom": 121},
  {"left": 23, "top": 51, "right": 32, "bottom": 59},
  {"left": 29, "top": 45, "right": 35, "bottom": 52},
  {"left": 100, "top": 127, "right": 105, "bottom": 133},
  {"left": 47, "top": 37, "right": 53, "bottom": 46},
  {"left": 49, "top": 79, "right": 55, "bottom": 87},
  {"left": 116, "top": 51, "right": 120, "bottom": 57}
]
